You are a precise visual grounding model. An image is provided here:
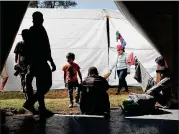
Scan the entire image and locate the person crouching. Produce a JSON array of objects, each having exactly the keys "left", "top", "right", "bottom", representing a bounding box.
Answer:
[{"left": 80, "top": 66, "right": 110, "bottom": 117}]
